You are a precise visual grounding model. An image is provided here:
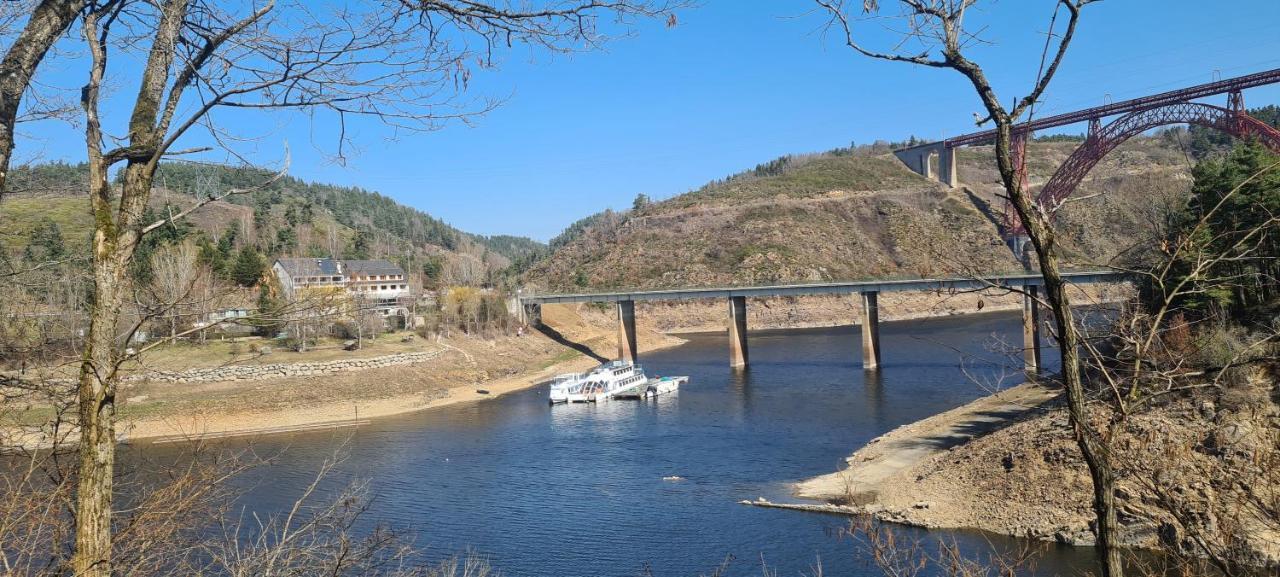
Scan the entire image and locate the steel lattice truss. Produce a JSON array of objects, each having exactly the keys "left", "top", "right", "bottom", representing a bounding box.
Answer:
[{"left": 1002, "top": 102, "right": 1280, "bottom": 235}]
